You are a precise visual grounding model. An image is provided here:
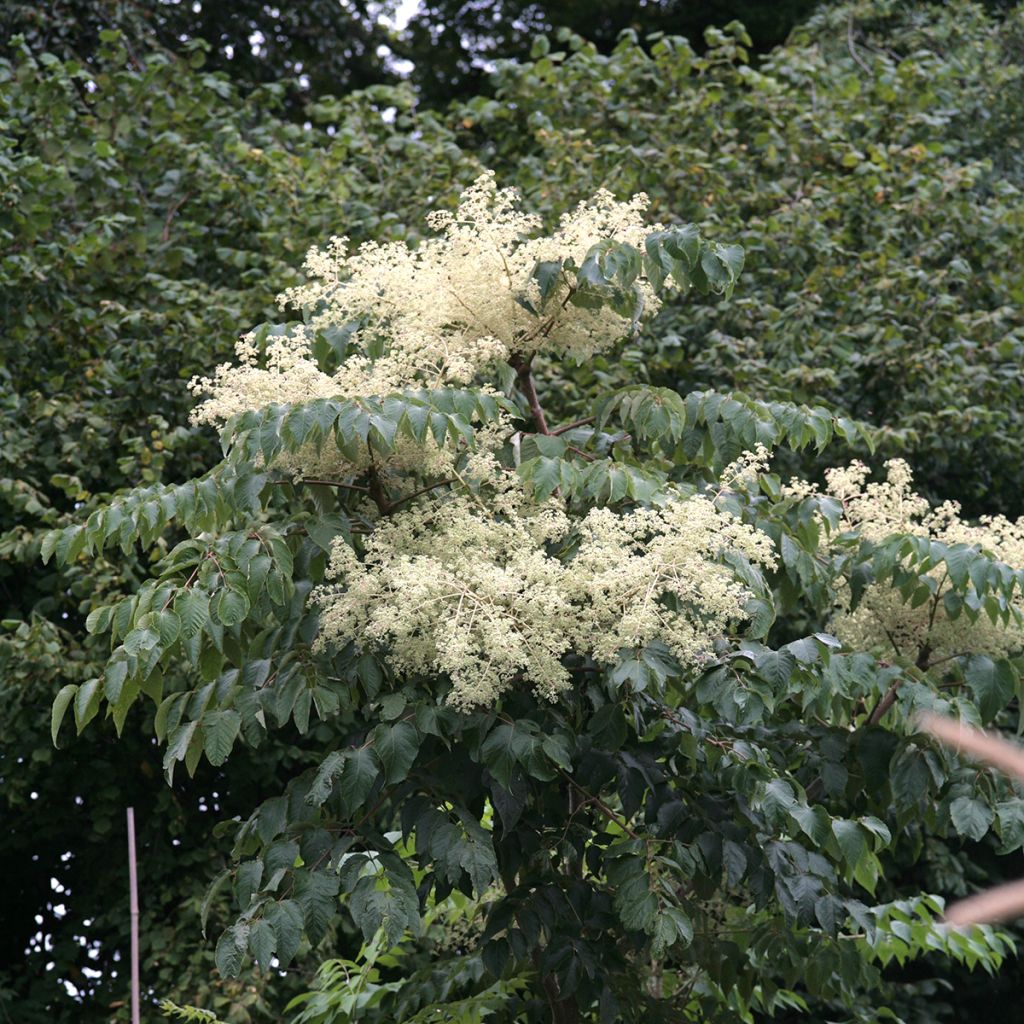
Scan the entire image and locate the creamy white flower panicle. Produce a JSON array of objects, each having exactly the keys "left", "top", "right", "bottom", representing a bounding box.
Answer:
[
  {"left": 189, "top": 172, "right": 664, "bottom": 438},
  {"left": 282, "top": 171, "right": 661, "bottom": 369},
  {"left": 315, "top": 471, "right": 777, "bottom": 709},
  {"left": 191, "top": 172, "right": 776, "bottom": 708},
  {"left": 568, "top": 499, "right": 777, "bottom": 668},
  {"left": 314, "top": 483, "right": 577, "bottom": 711},
  {"left": 795, "top": 460, "right": 1024, "bottom": 660}
]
